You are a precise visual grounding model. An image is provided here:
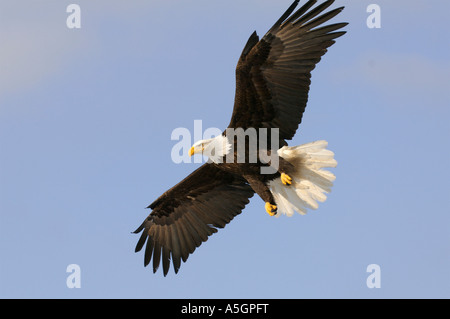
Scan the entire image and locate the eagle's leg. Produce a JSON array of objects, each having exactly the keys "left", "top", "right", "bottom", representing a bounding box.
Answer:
[
  {"left": 263, "top": 150, "right": 294, "bottom": 185},
  {"left": 278, "top": 156, "right": 294, "bottom": 186},
  {"left": 280, "top": 173, "right": 292, "bottom": 185},
  {"left": 265, "top": 202, "right": 278, "bottom": 216},
  {"left": 244, "top": 174, "right": 277, "bottom": 216}
]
